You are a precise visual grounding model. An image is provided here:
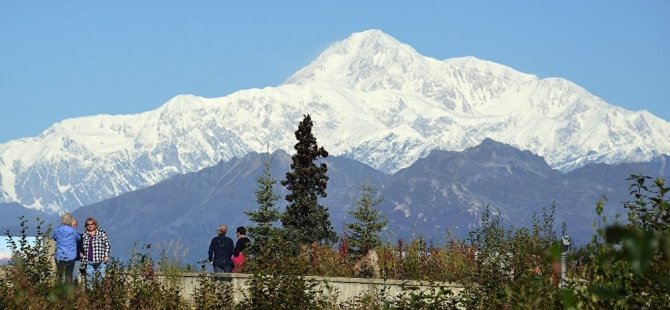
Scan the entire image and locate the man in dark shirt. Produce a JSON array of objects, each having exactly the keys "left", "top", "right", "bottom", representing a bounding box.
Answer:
[{"left": 208, "top": 224, "right": 234, "bottom": 273}]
